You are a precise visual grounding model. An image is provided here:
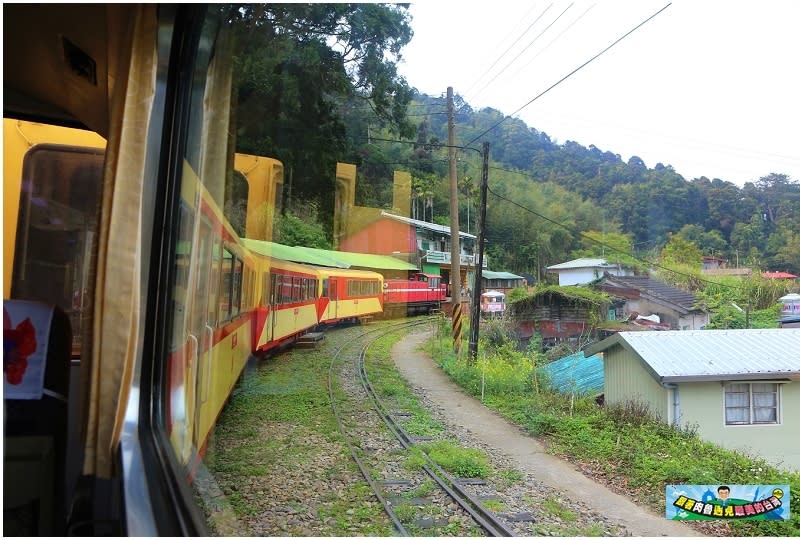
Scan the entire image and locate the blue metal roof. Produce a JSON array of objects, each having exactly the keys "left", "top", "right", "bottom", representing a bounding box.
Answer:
[{"left": 539, "top": 351, "right": 604, "bottom": 395}]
